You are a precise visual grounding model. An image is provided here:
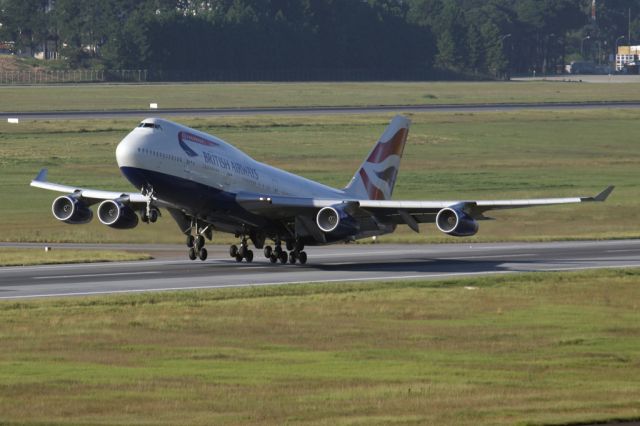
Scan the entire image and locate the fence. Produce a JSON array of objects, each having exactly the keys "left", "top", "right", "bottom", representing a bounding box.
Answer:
[
  {"left": 0, "top": 67, "right": 460, "bottom": 84},
  {"left": 147, "top": 68, "right": 436, "bottom": 82},
  {"left": 0, "top": 69, "right": 148, "bottom": 84}
]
